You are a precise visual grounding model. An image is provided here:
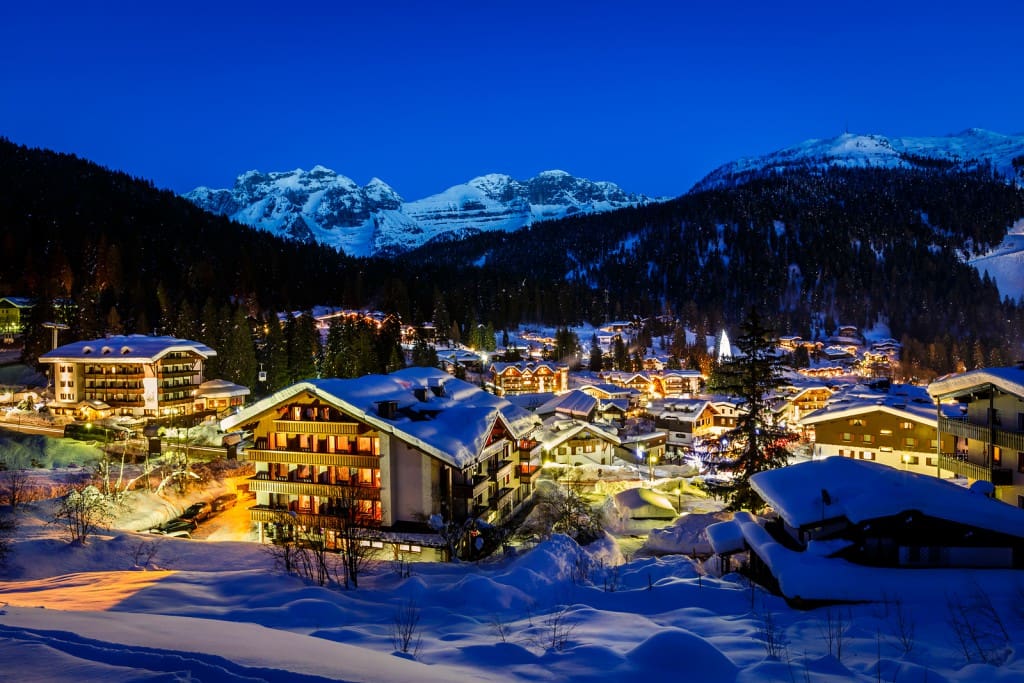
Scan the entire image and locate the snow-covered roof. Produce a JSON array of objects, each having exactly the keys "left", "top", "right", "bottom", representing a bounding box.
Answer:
[
  {"left": 928, "top": 366, "right": 1024, "bottom": 401},
  {"left": 489, "top": 361, "right": 565, "bottom": 374},
  {"left": 578, "top": 383, "right": 638, "bottom": 397},
  {"left": 536, "top": 390, "right": 597, "bottom": 418},
  {"left": 751, "top": 458, "right": 1024, "bottom": 539},
  {"left": 530, "top": 418, "right": 621, "bottom": 455},
  {"left": 799, "top": 383, "right": 950, "bottom": 426},
  {"left": 40, "top": 335, "right": 216, "bottom": 363},
  {"left": 0, "top": 296, "right": 33, "bottom": 308},
  {"left": 196, "top": 379, "right": 250, "bottom": 399},
  {"left": 706, "top": 515, "right": 748, "bottom": 554},
  {"left": 222, "top": 367, "right": 538, "bottom": 469}
]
